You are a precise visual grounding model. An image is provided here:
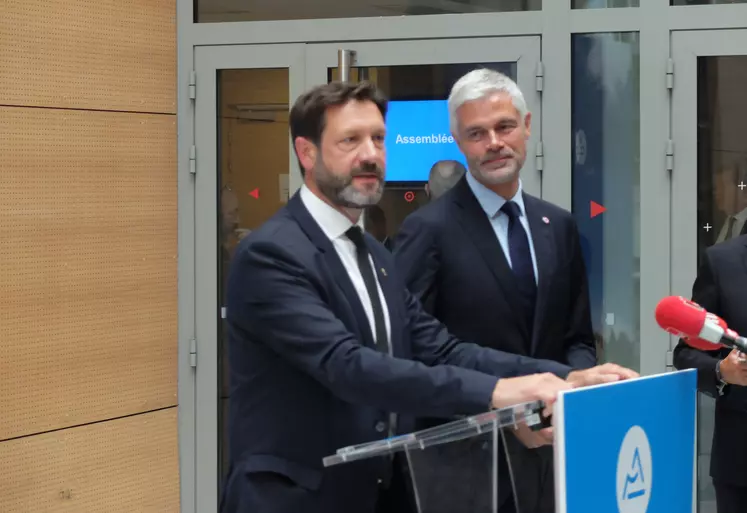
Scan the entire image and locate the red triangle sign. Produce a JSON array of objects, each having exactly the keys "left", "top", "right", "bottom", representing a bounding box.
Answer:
[
  {"left": 590, "top": 200, "right": 606, "bottom": 218},
  {"left": 249, "top": 188, "right": 259, "bottom": 199}
]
